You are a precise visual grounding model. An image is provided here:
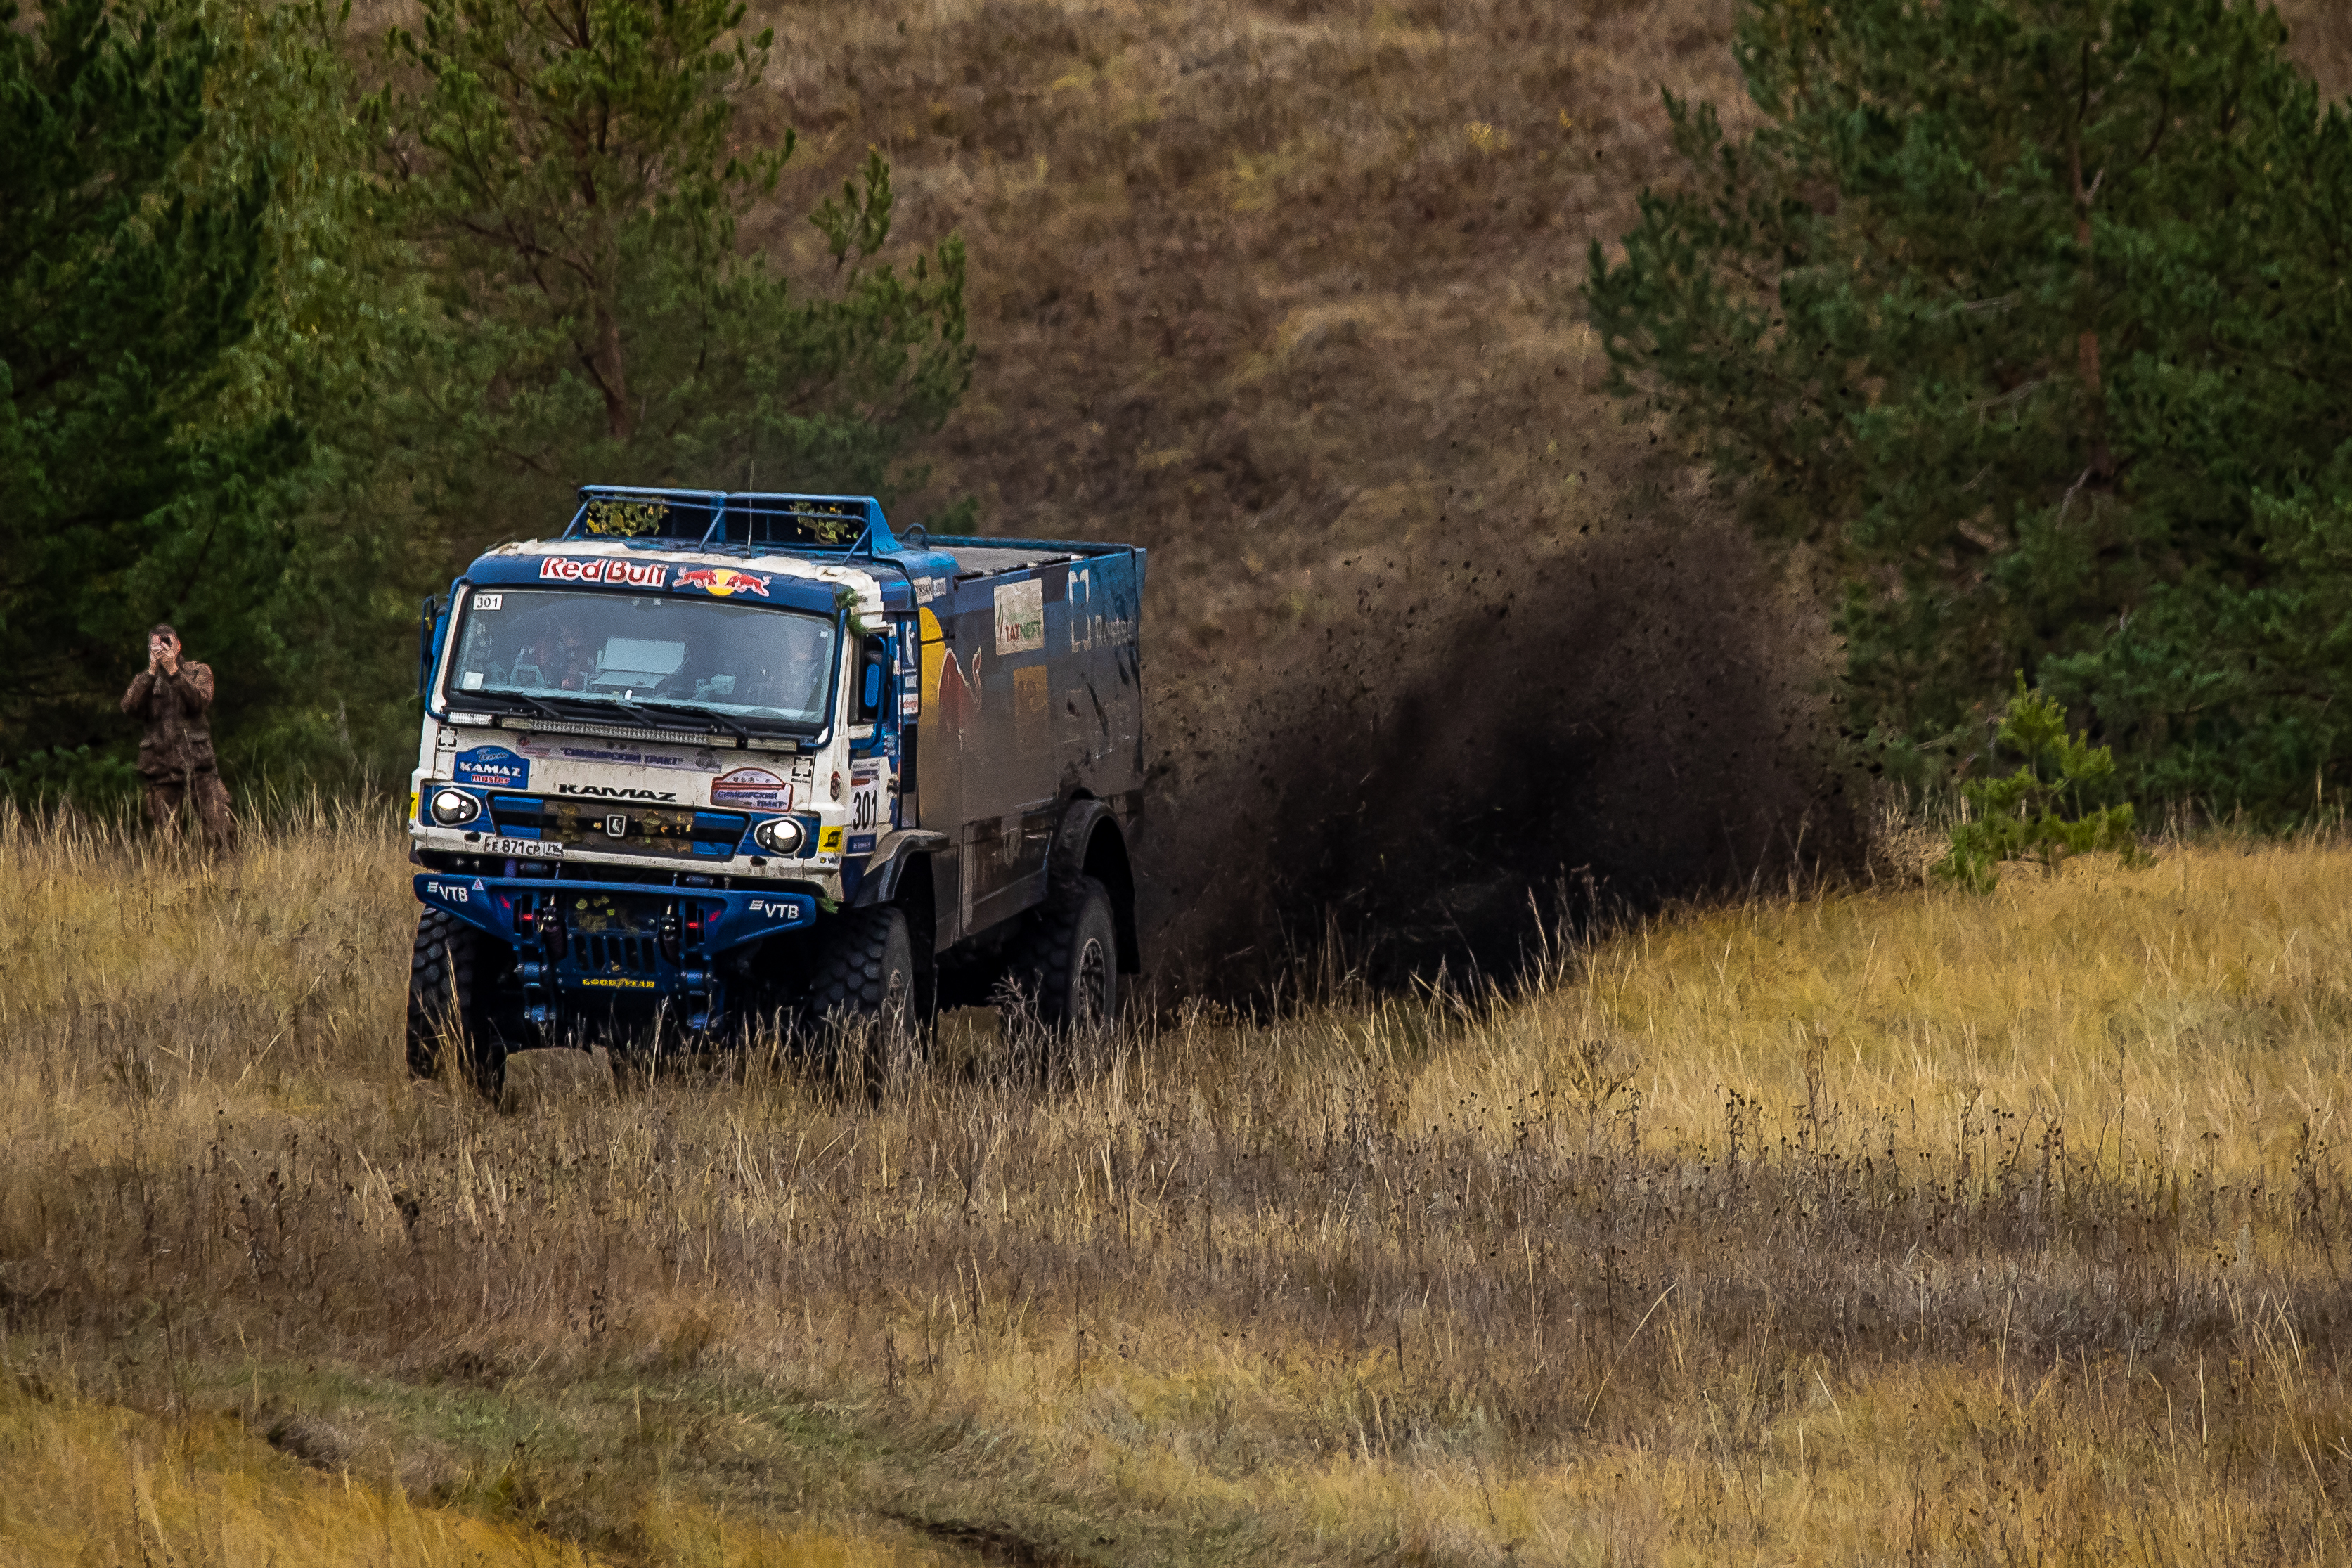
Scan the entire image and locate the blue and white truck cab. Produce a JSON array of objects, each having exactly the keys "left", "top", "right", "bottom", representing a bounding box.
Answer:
[{"left": 406, "top": 486, "right": 1146, "bottom": 1094}]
